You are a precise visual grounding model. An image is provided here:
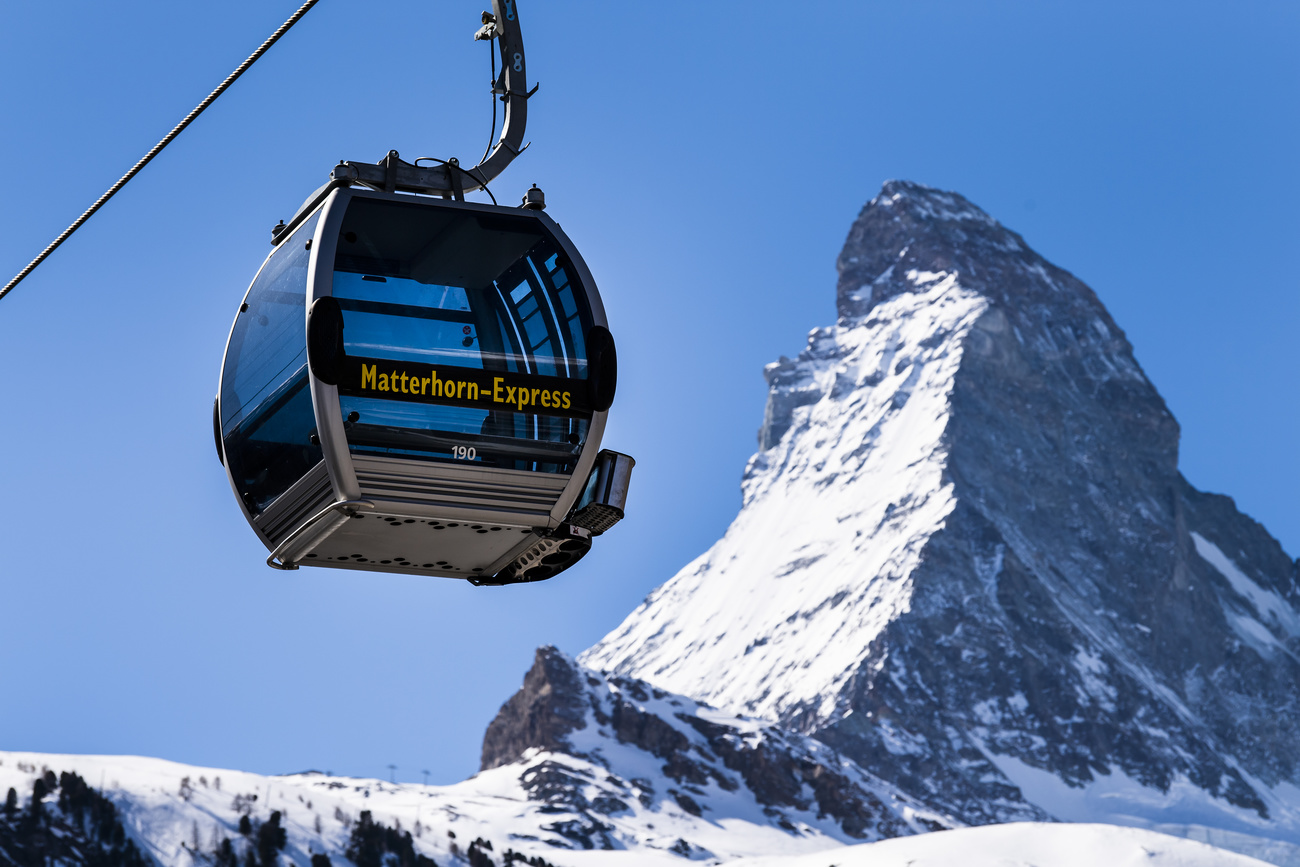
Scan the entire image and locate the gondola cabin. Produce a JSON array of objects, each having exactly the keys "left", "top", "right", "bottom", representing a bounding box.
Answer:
[{"left": 215, "top": 186, "right": 632, "bottom": 583}]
